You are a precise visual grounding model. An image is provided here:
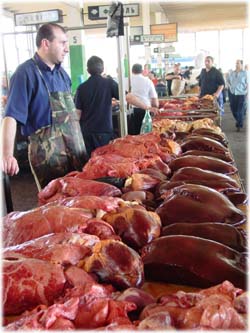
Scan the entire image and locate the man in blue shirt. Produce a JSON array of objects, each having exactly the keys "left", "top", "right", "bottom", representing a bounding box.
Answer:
[
  {"left": 1, "top": 23, "right": 87, "bottom": 189},
  {"left": 227, "top": 60, "right": 248, "bottom": 131},
  {"left": 74, "top": 56, "right": 119, "bottom": 157}
]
